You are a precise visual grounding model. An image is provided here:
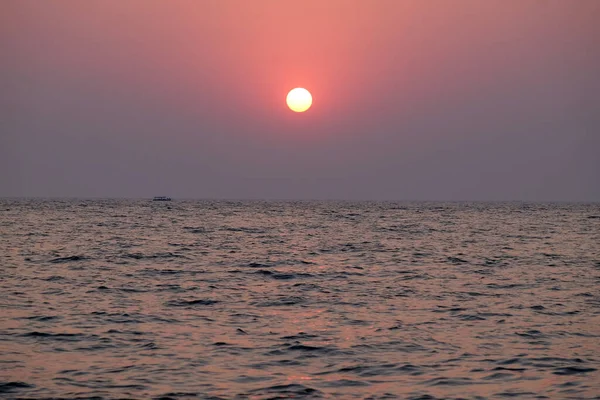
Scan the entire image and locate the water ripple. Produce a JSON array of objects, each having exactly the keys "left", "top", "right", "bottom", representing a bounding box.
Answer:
[{"left": 0, "top": 199, "right": 599, "bottom": 398}]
